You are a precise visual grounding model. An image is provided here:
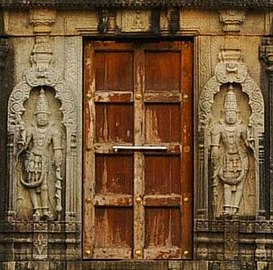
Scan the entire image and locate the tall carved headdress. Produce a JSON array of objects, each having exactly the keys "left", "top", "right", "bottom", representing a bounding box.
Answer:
[
  {"left": 224, "top": 85, "right": 238, "bottom": 112},
  {"left": 35, "top": 88, "right": 50, "bottom": 115}
]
